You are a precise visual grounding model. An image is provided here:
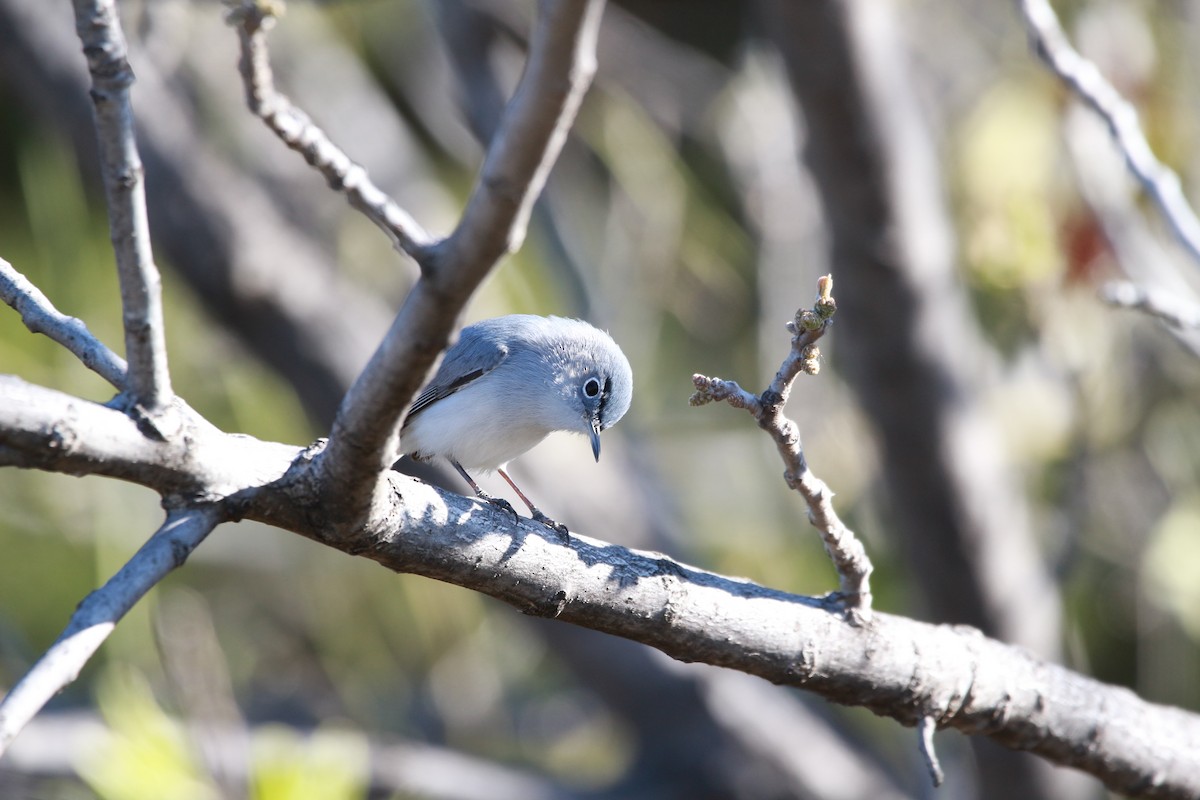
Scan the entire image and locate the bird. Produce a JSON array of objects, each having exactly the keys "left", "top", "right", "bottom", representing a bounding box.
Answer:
[{"left": 400, "top": 314, "right": 633, "bottom": 533}]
